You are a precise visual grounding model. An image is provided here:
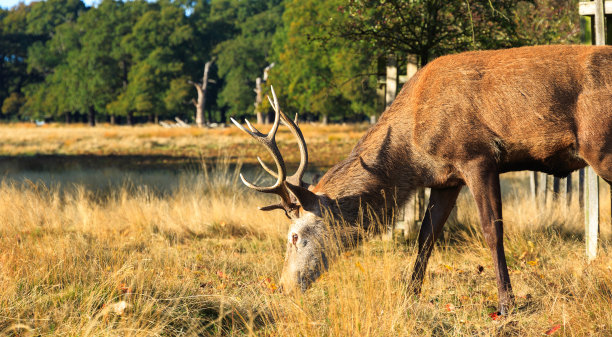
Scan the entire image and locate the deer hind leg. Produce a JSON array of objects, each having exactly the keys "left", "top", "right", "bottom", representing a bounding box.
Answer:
[
  {"left": 410, "top": 186, "right": 462, "bottom": 295},
  {"left": 461, "top": 159, "right": 514, "bottom": 315}
]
